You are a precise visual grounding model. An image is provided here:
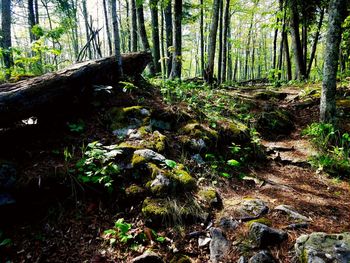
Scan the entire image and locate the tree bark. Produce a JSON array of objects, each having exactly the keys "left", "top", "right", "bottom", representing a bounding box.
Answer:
[
  {"left": 164, "top": 0, "right": 173, "bottom": 77},
  {"left": 307, "top": 7, "right": 325, "bottom": 79},
  {"left": 0, "top": 52, "right": 151, "bottom": 126},
  {"left": 111, "top": 0, "right": 123, "bottom": 76},
  {"left": 217, "top": 0, "right": 223, "bottom": 83},
  {"left": 150, "top": 0, "right": 161, "bottom": 73},
  {"left": 103, "top": 0, "right": 113, "bottom": 56},
  {"left": 221, "top": 0, "right": 230, "bottom": 83},
  {"left": 320, "top": 0, "right": 346, "bottom": 123},
  {"left": 289, "top": 0, "right": 306, "bottom": 80},
  {"left": 136, "top": 2, "right": 156, "bottom": 75},
  {"left": 170, "top": 0, "right": 182, "bottom": 79},
  {"left": 28, "top": 0, "right": 38, "bottom": 43},
  {"left": 204, "top": 0, "right": 221, "bottom": 83},
  {"left": 130, "top": 0, "right": 138, "bottom": 52},
  {"left": 200, "top": 0, "right": 204, "bottom": 78},
  {"left": 82, "top": 0, "right": 92, "bottom": 59},
  {"left": 0, "top": 0, "right": 13, "bottom": 74}
]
